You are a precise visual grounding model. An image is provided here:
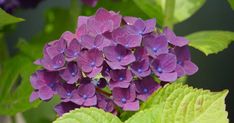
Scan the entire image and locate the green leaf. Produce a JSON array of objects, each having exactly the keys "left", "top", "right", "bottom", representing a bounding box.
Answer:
[
  {"left": 133, "top": 0, "right": 205, "bottom": 25},
  {"left": 186, "top": 31, "right": 234, "bottom": 55},
  {"left": 53, "top": 107, "right": 122, "bottom": 123},
  {"left": 136, "top": 83, "right": 229, "bottom": 123},
  {"left": 132, "top": 0, "right": 164, "bottom": 26},
  {"left": 0, "top": 55, "right": 40, "bottom": 115},
  {"left": 228, "top": 0, "right": 234, "bottom": 10},
  {"left": 0, "top": 8, "right": 24, "bottom": 27}
]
